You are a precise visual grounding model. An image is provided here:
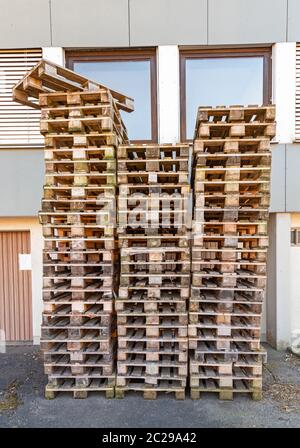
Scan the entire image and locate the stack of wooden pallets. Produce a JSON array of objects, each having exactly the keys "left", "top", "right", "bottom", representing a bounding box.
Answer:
[
  {"left": 115, "top": 144, "right": 191, "bottom": 399},
  {"left": 189, "top": 106, "right": 276, "bottom": 400},
  {"left": 38, "top": 89, "right": 130, "bottom": 399},
  {"left": 12, "top": 60, "right": 134, "bottom": 399}
]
